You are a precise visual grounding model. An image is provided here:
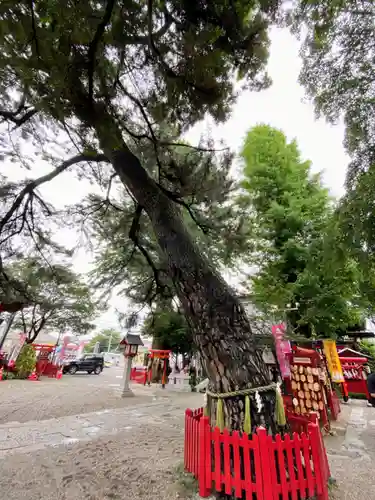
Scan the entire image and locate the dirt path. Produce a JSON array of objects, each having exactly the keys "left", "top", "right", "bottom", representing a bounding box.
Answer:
[{"left": 0, "top": 393, "right": 203, "bottom": 500}]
